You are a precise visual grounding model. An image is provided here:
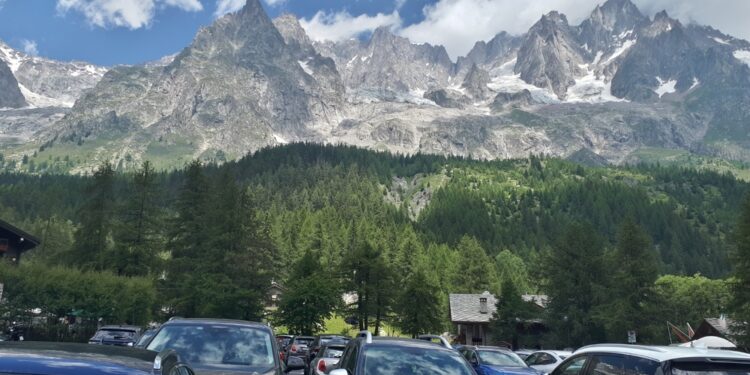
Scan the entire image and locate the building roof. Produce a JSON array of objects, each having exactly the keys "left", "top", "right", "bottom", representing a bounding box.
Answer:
[
  {"left": 693, "top": 317, "right": 741, "bottom": 343},
  {"left": 0, "top": 219, "right": 41, "bottom": 251},
  {"left": 449, "top": 292, "right": 497, "bottom": 323},
  {"left": 575, "top": 344, "right": 750, "bottom": 362},
  {"left": 522, "top": 294, "right": 549, "bottom": 309}
]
